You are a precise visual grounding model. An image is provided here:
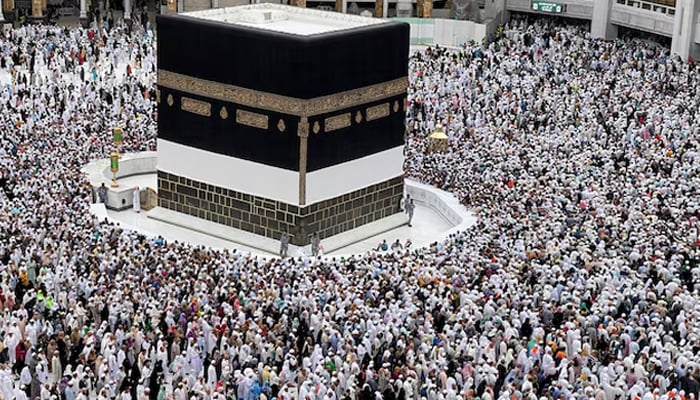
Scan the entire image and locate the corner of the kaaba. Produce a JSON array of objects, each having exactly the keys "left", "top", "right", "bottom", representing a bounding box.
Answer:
[
  {"left": 290, "top": 175, "right": 406, "bottom": 246},
  {"left": 155, "top": 6, "right": 410, "bottom": 248},
  {"left": 156, "top": 12, "right": 410, "bottom": 100},
  {"left": 157, "top": 12, "right": 312, "bottom": 98},
  {"left": 299, "top": 20, "right": 411, "bottom": 98}
]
